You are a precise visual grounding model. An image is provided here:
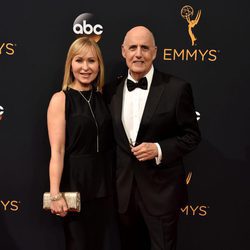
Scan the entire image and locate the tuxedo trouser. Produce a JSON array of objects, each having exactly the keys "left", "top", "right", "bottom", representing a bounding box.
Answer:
[{"left": 118, "top": 180, "right": 179, "bottom": 250}]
